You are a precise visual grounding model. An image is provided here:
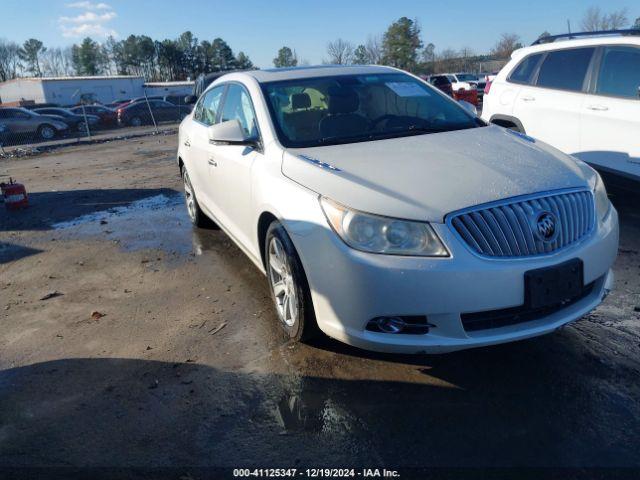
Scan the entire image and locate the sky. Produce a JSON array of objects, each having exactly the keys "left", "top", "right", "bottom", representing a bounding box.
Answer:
[{"left": 1, "top": 0, "right": 638, "bottom": 67}]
